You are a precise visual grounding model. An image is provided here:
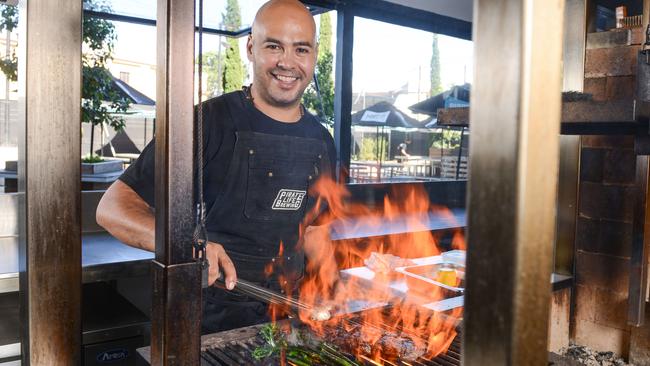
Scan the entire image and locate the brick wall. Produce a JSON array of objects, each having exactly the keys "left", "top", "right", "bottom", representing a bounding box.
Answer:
[
  {"left": 573, "top": 27, "right": 642, "bottom": 358},
  {"left": 574, "top": 136, "right": 635, "bottom": 356}
]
